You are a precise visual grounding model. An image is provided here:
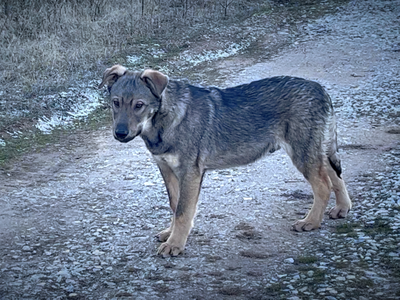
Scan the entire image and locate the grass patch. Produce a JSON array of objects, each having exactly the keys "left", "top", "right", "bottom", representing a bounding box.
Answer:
[
  {"left": 336, "top": 222, "right": 361, "bottom": 234},
  {"left": 363, "top": 217, "right": 393, "bottom": 237},
  {"left": 263, "top": 282, "right": 284, "bottom": 296},
  {"left": 381, "top": 256, "right": 400, "bottom": 278},
  {"left": 346, "top": 231, "right": 358, "bottom": 237},
  {"left": 296, "top": 256, "right": 318, "bottom": 264},
  {"left": 0, "top": 106, "right": 111, "bottom": 168},
  {"left": 0, "top": 0, "right": 276, "bottom": 94},
  {"left": 333, "top": 261, "right": 350, "bottom": 269},
  {"left": 312, "top": 268, "right": 327, "bottom": 282},
  {"left": 219, "top": 286, "right": 245, "bottom": 296},
  {"left": 347, "top": 278, "right": 374, "bottom": 289},
  {"left": 240, "top": 251, "right": 271, "bottom": 259},
  {"left": 0, "top": 128, "right": 62, "bottom": 167}
]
